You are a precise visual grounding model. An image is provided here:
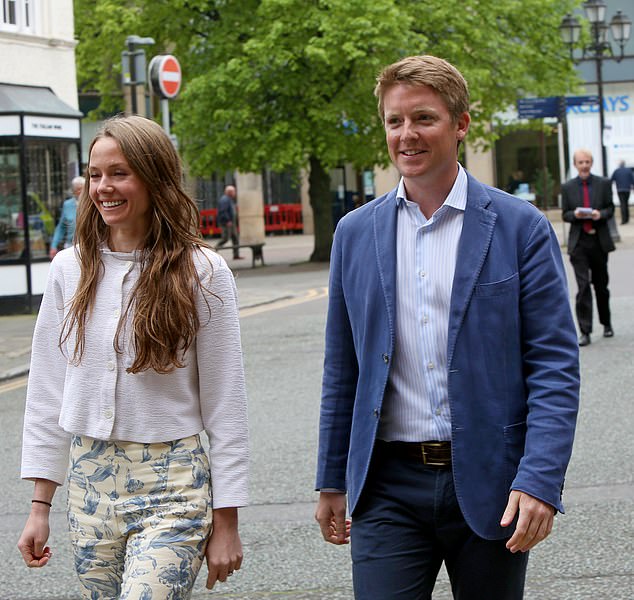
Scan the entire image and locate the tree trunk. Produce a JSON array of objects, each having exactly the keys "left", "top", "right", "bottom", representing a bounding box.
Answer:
[{"left": 309, "top": 155, "right": 333, "bottom": 262}]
